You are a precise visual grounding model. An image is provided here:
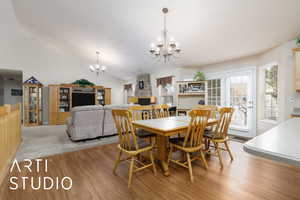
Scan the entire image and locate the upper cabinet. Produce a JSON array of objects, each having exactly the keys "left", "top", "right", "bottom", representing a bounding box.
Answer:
[{"left": 294, "top": 48, "right": 300, "bottom": 91}]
